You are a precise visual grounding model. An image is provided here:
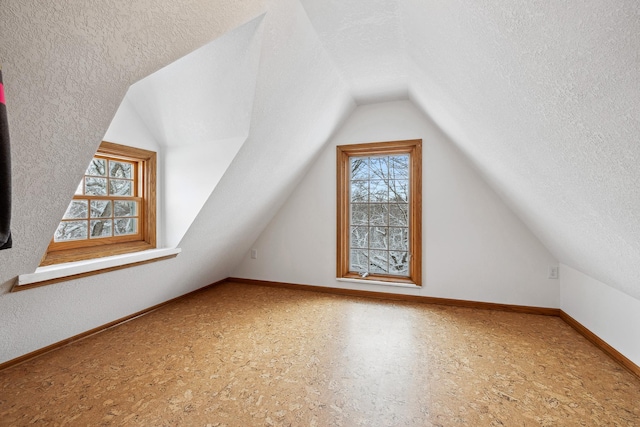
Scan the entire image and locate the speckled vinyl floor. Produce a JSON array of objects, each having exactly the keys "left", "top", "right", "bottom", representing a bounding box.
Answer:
[{"left": 1, "top": 282, "right": 639, "bottom": 426}]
